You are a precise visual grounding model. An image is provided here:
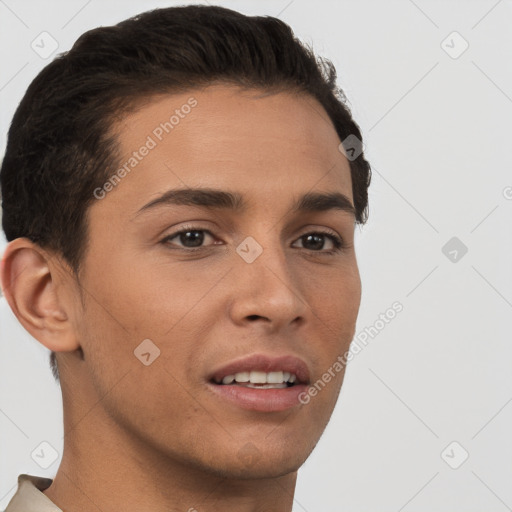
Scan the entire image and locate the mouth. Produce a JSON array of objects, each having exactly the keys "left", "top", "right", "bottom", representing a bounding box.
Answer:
[
  {"left": 207, "top": 354, "right": 310, "bottom": 412},
  {"left": 213, "top": 370, "right": 298, "bottom": 389}
]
